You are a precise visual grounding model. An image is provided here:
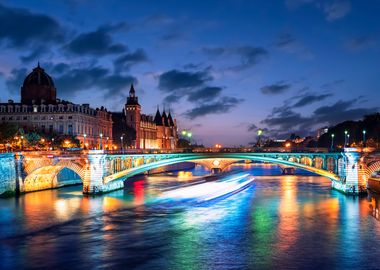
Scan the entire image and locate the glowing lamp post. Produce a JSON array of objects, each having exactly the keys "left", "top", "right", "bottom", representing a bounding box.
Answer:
[
  {"left": 344, "top": 130, "right": 348, "bottom": 147},
  {"left": 83, "top": 134, "right": 87, "bottom": 149},
  {"left": 187, "top": 132, "right": 192, "bottom": 144},
  {"left": 363, "top": 130, "right": 366, "bottom": 147},
  {"left": 347, "top": 134, "right": 350, "bottom": 147},
  {"left": 106, "top": 137, "right": 109, "bottom": 150},
  {"left": 52, "top": 138, "right": 55, "bottom": 150},
  {"left": 100, "top": 133, "right": 103, "bottom": 150},
  {"left": 120, "top": 136, "right": 124, "bottom": 151},
  {"left": 257, "top": 129, "right": 263, "bottom": 147},
  {"left": 331, "top": 133, "right": 335, "bottom": 151},
  {"left": 21, "top": 135, "right": 24, "bottom": 150}
]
